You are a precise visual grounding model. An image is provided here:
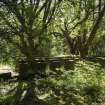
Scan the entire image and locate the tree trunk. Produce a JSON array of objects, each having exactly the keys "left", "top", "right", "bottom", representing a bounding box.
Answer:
[{"left": 79, "top": 45, "right": 89, "bottom": 58}]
